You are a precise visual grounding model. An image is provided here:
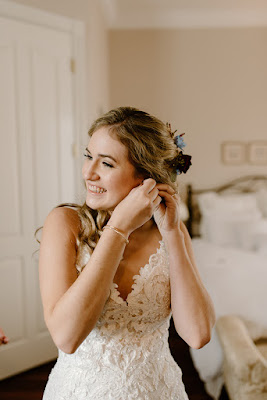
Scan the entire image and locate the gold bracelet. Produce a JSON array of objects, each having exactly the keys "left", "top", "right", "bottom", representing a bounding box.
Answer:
[{"left": 103, "top": 225, "right": 129, "bottom": 245}]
